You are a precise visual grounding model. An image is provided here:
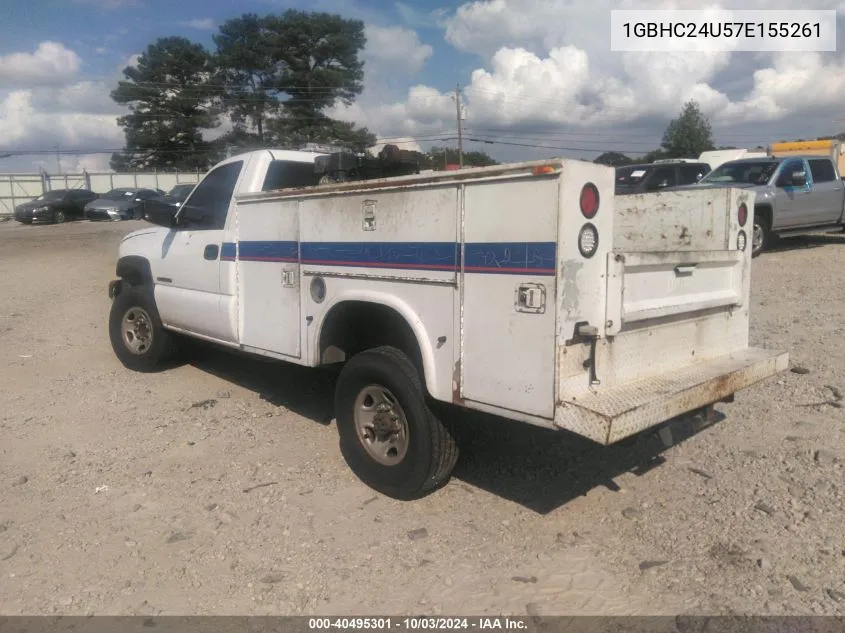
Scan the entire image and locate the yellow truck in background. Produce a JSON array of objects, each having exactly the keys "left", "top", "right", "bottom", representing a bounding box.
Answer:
[{"left": 770, "top": 139, "right": 845, "bottom": 177}]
